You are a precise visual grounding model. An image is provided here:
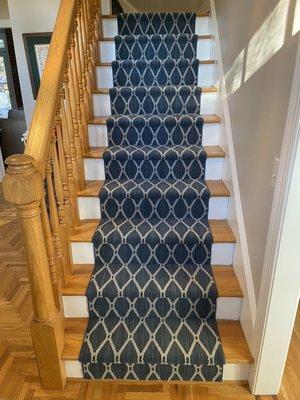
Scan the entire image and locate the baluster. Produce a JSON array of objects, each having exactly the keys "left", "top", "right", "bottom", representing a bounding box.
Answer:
[
  {"left": 3, "top": 155, "right": 66, "bottom": 389},
  {"left": 60, "top": 85, "right": 81, "bottom": 228},
  {"left": 85, "top": 0, "right": 97, "bottom": 92},
  {"left": 64, "top": 62, "right": 86, "bottom": 190},
  {"left": 45, "top": 149, "right": 68, "bottom": 288},
  {"left": 51, "top": 130, "right": 73, "bottom": 282},
  {"left": 78, "top": 1, "right": 92, "bottom": 120},
  {"left": 71, "top": 32, "right": 89, "bottom": 153},
  {"left": 41, "top": 197, "right": 64, "bottom": 312}
]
